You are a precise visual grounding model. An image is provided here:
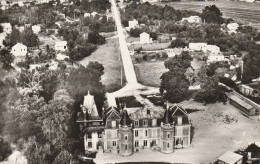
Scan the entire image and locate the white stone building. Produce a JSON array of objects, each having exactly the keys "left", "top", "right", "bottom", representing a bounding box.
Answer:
[
  {"left": 55, "top": 41, "right": 67, "bottom": 52},
  {"left": 189, "top": 43, "right": 207, "bottom": 51},
  {"left": 11, "top": 43, "right": 28, "bottom": 64},
  {"left": 140, "top": 32, "right": 152, "bottom": 44},
  {"left": 217, "top": 151, "right": 243, "bottom": 164},
  {"left": 1, "top": 23, "right": 12, "bottom": 34},
  {"left": 181, "top": 16, "right": 201, "bottom": 24},
  {"left": 227, "top": 23, "right": 239, "bottom": 34},
  {"left": 32, "top": 25, "right": 41, "bottom": 34},
  {"left": 207, "top": 54, "right": 225, "bottom": 63},
  {"left": 128, "top": 19, "right": 139, "bottom": 29}
]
